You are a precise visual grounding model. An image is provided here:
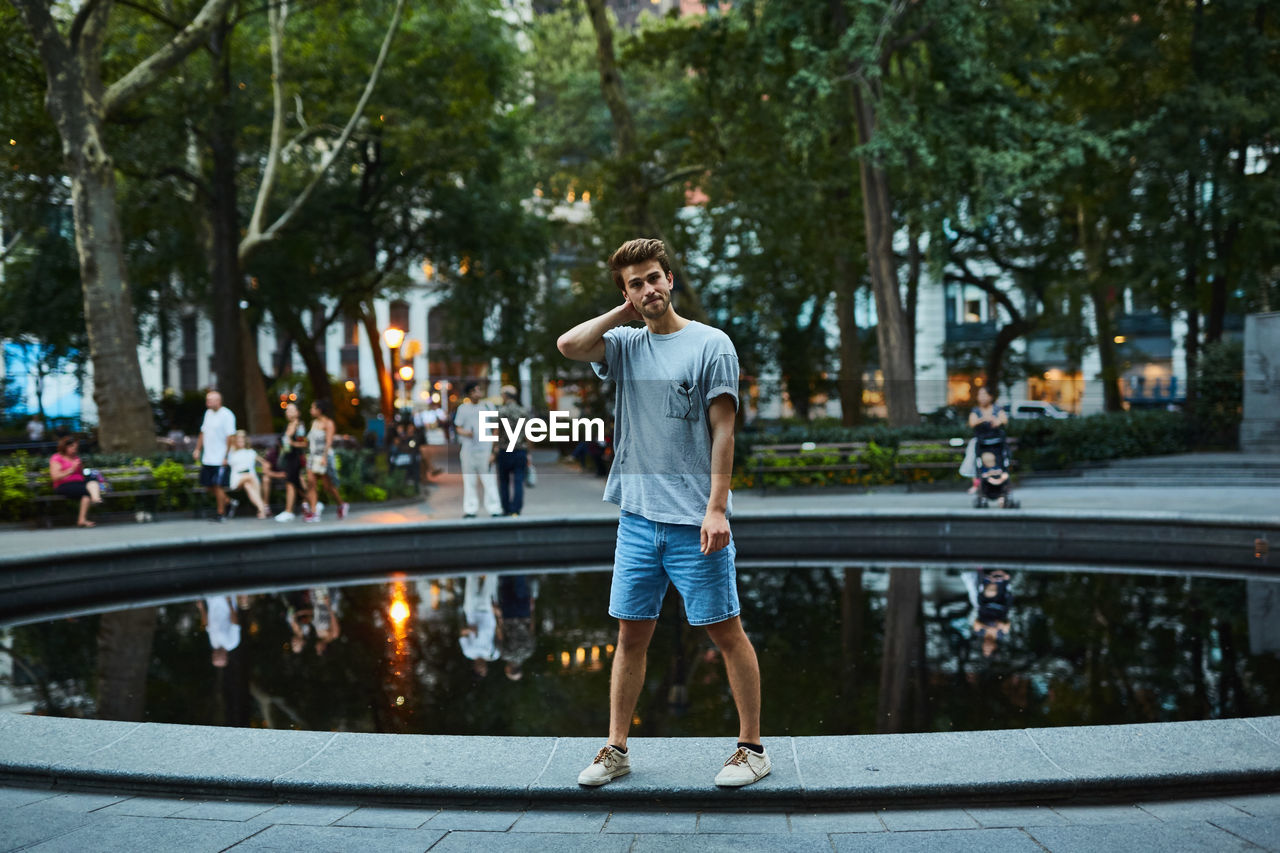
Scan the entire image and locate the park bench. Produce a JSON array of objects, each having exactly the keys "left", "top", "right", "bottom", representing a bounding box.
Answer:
[
  {"left": 27, "top": 464, "right": 180, "bottom": 528},
  {"left": 745, "top": 438, "right": 1019, "bottom": 493}
]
